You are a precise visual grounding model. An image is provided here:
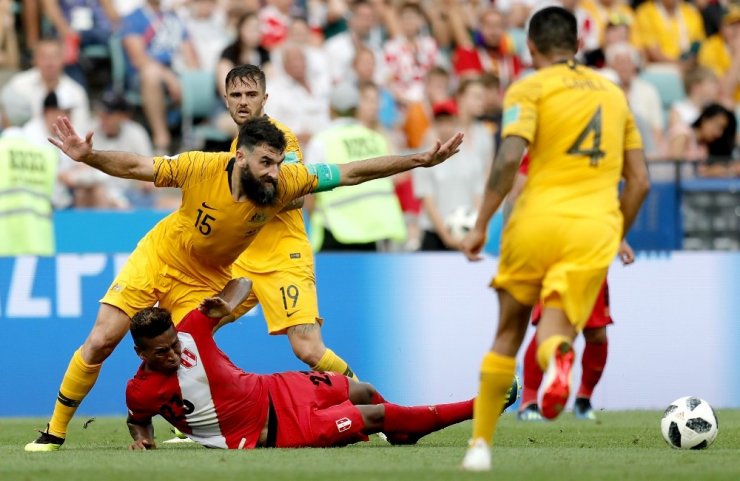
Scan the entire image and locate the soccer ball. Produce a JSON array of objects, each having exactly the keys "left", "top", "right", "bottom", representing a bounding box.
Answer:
[
  {"left": 445, "top": 206, "right": 477, "bottom": 241},
  {"left": 660, "top": 396, "right": 718, "bottom": 449}
]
